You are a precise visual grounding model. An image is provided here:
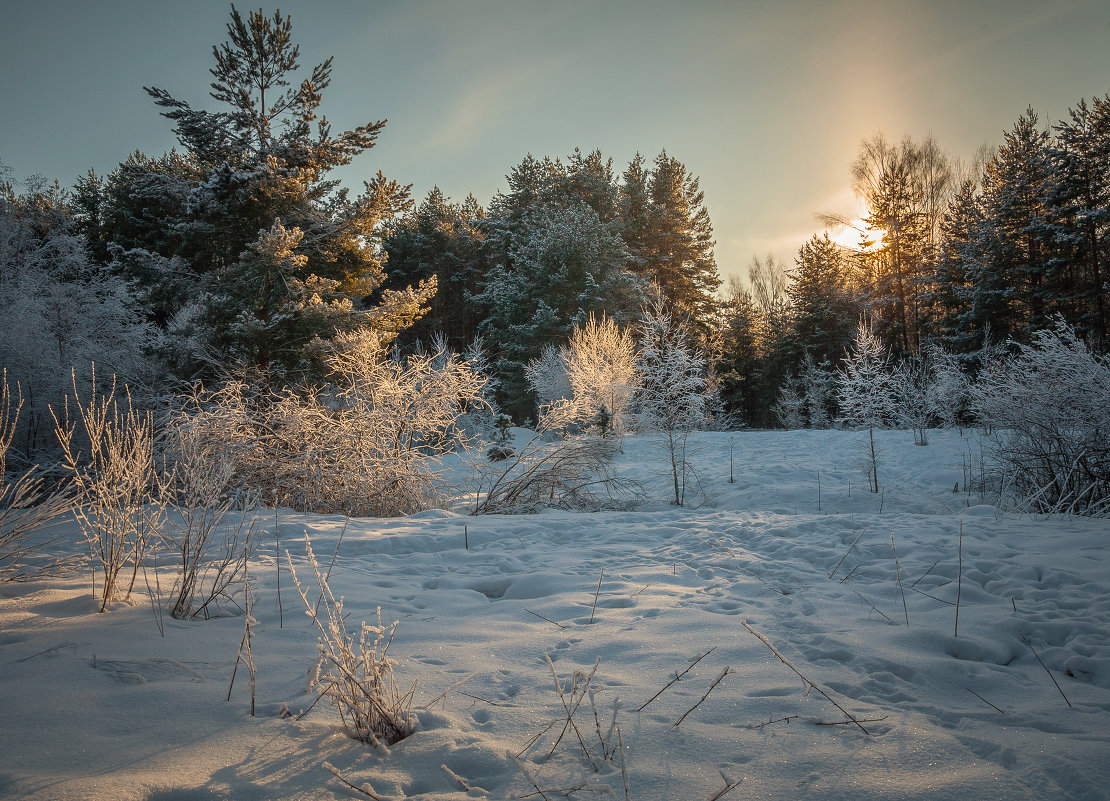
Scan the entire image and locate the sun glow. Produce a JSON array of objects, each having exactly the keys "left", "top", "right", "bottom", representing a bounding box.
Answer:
[{"left": 831, "top": 217, "right": 885, "bottom": 252}]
